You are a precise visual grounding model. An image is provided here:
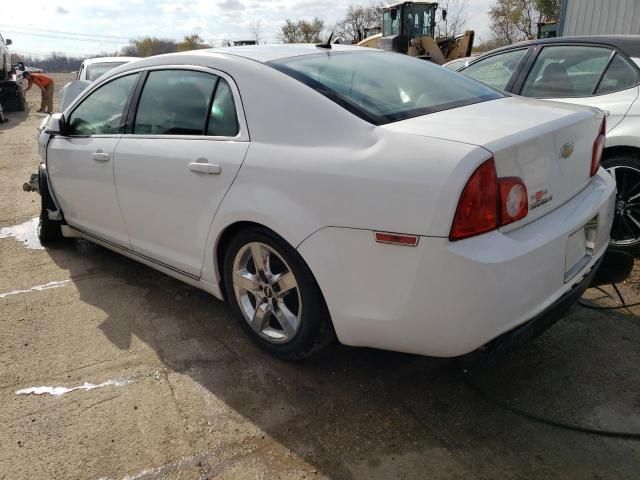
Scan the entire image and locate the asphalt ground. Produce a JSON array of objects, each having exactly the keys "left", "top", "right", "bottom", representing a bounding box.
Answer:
[{"left": 1, "top": 73, "right": 639, "bottom": 479}]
